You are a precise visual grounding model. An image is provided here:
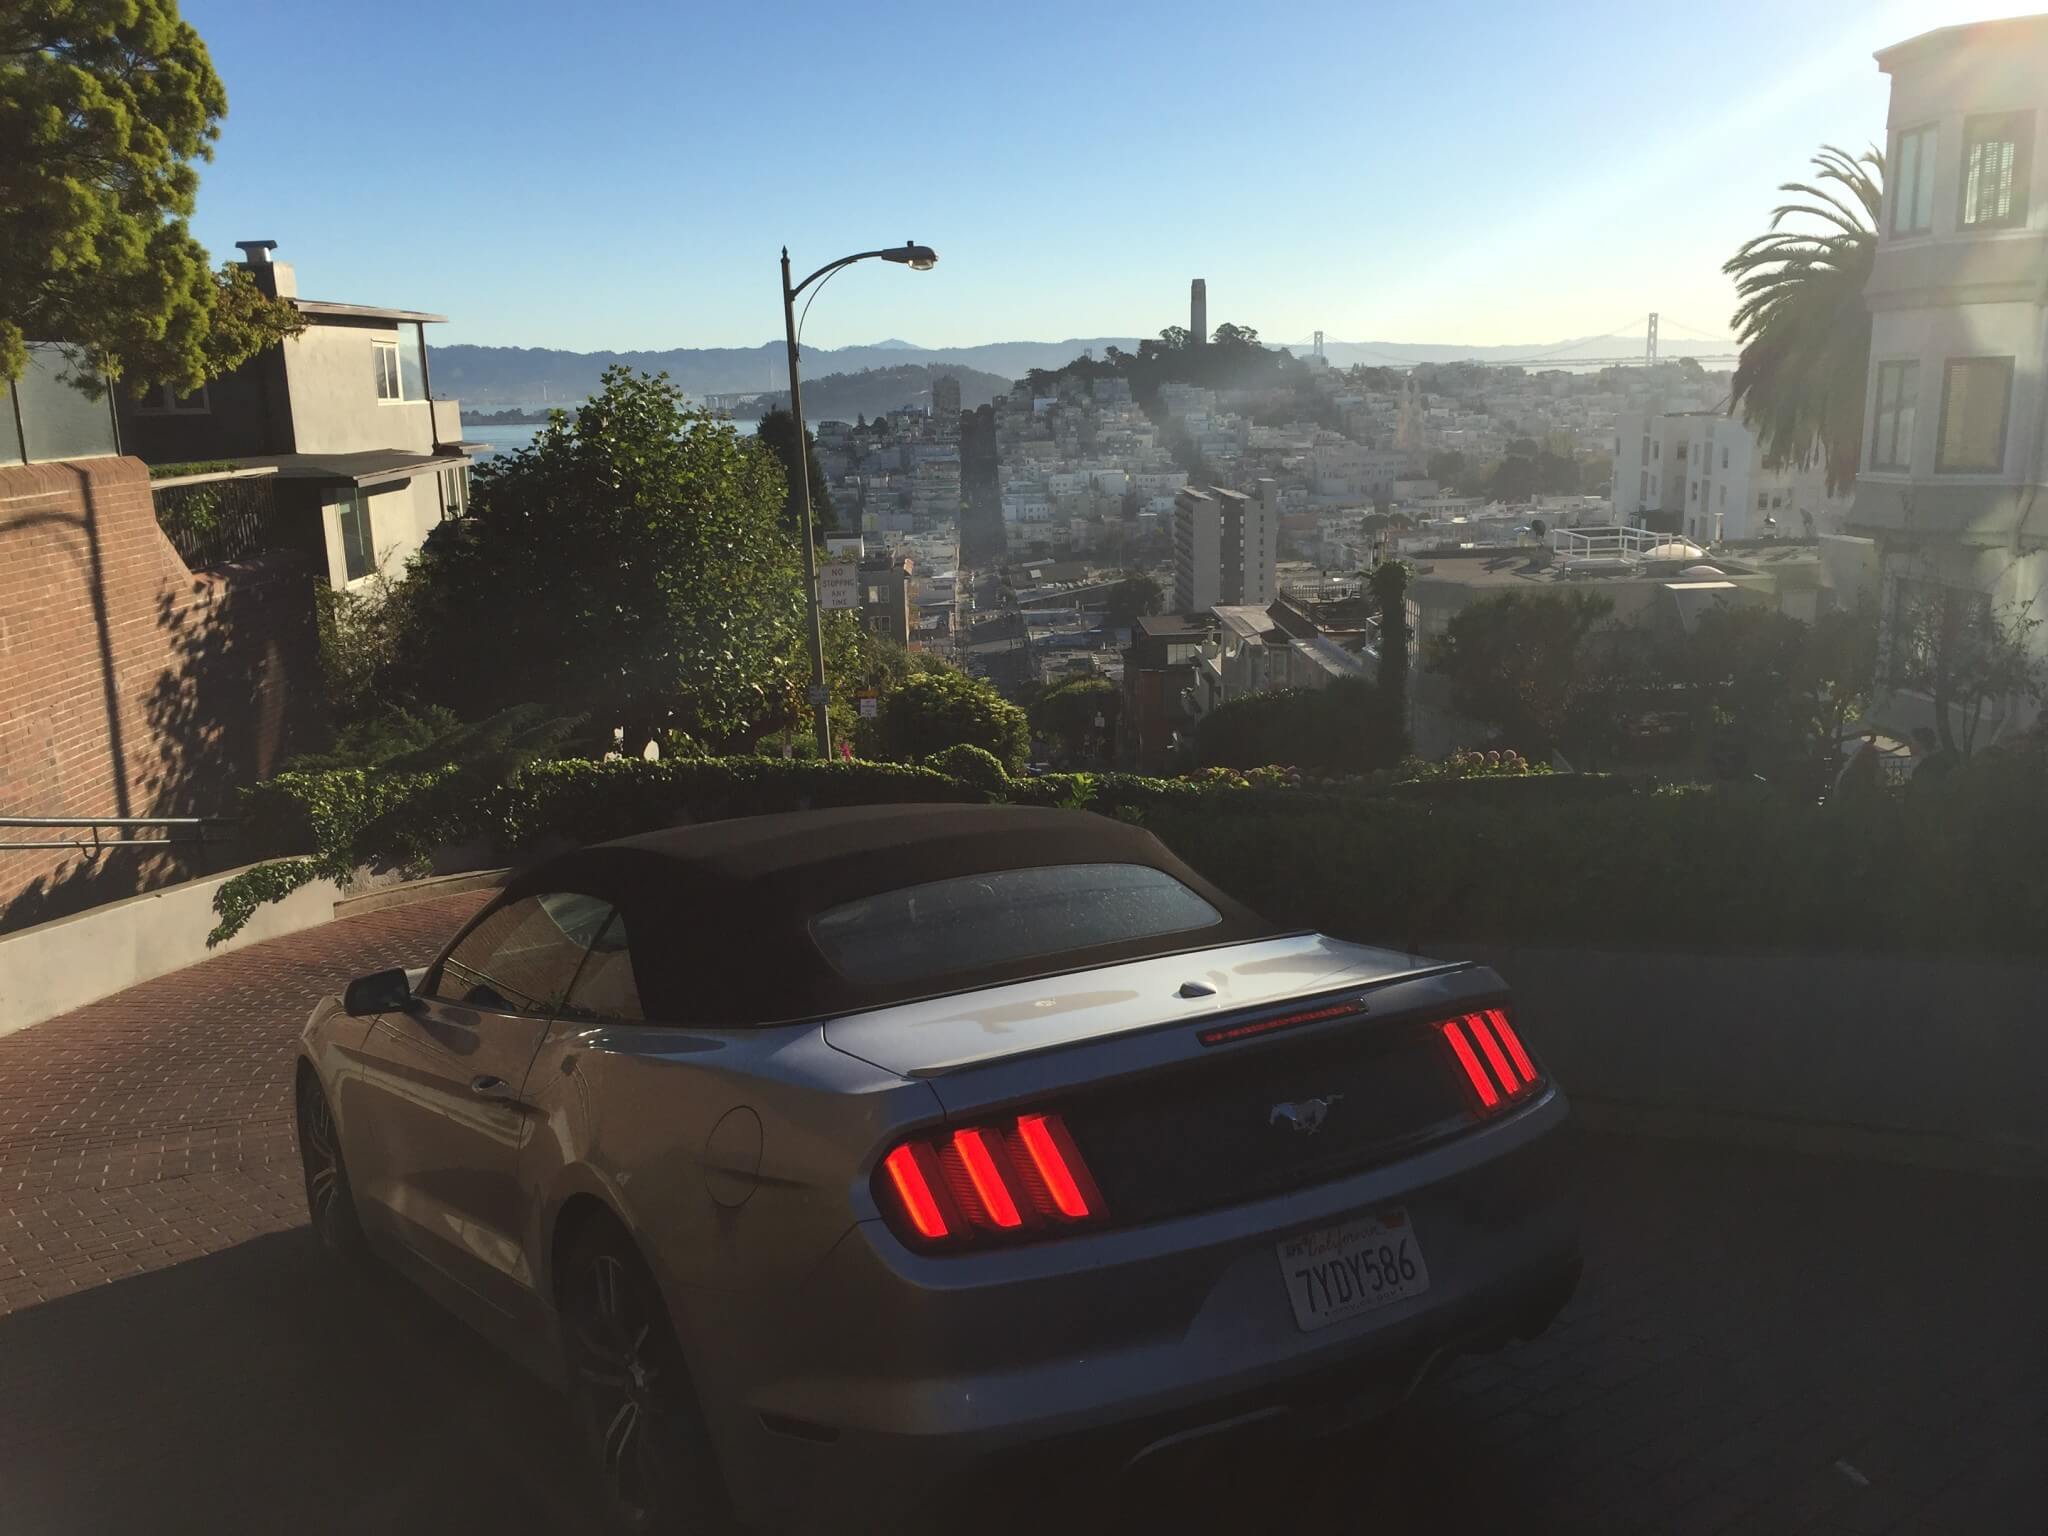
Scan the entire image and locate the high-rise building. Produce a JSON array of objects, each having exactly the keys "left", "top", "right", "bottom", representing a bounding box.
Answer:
[
  {"left": 1190, "top": 279, "right": 1207, "bottom": 346},
  {"left": 930, "top": 373, "right": 961, "bottom": 422},
  {"left": 1173, "top": 481, "right": 1277, "bottom": 612},
  {"left": 958, "top": 404, "right": 1004, "bottom": 568}
]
